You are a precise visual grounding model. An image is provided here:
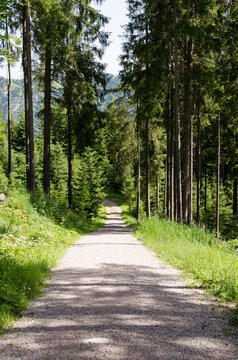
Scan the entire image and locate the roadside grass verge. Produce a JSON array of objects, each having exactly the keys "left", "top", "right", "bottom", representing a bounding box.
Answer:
[
  {"left": 0, "top": 186, "right": 106, "bottom": 333},
  {"left": 108, "top": 193, "right": 238, "bottom": 306},
  {"left": 135, "top": 217, "right": 238, "bottom": 303}
]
